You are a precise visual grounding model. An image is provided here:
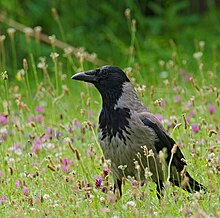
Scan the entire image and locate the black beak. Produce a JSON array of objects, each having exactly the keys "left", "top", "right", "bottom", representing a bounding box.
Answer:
[{"left": 71, "top": 70, "right": 97, "bottom": 83}]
